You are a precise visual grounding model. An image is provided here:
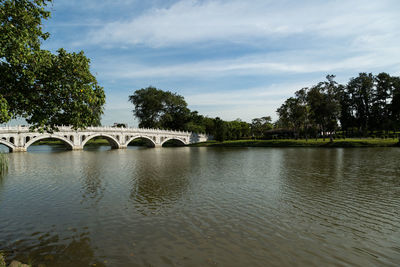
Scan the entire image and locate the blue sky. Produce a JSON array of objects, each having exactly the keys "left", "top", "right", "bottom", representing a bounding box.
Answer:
[{"left": 36, "top": 0, "right": 400, "bottom": 126}]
